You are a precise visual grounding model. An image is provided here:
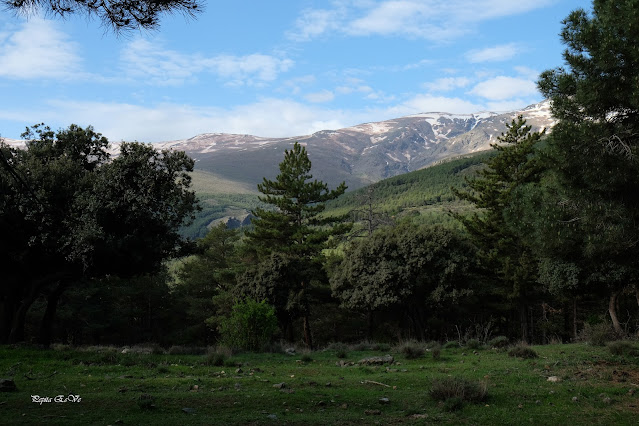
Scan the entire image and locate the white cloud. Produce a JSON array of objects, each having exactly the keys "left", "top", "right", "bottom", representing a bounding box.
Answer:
[
  {"left": 289, "top": 0, "right": 556, "bottom": 41},
  {"left": 20, "top": 98, "right": 358, "bottom": 141},
  {"left": 423, "top": 77, "right": 472, "bottom": 92},
  {"left": 121, "top": 39, "right": 293, "bottom": 86},
  {"left": 287, "top": 8, "right": 343, "bottom": 41},
  {"left": 470, "top": 76, "right": 538, "bottom": 100},
  {"left": 399, "top": 94, "right": 483, "bottom": 114},
  {"left": 305, "top": 90, "right": 335, "bottom": 103},
  {"left": 0, "top": 19, "right": 83, "bottom": 79},
  {"left": 466, "top": 43, "right": 521, "bottom": 63}
]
